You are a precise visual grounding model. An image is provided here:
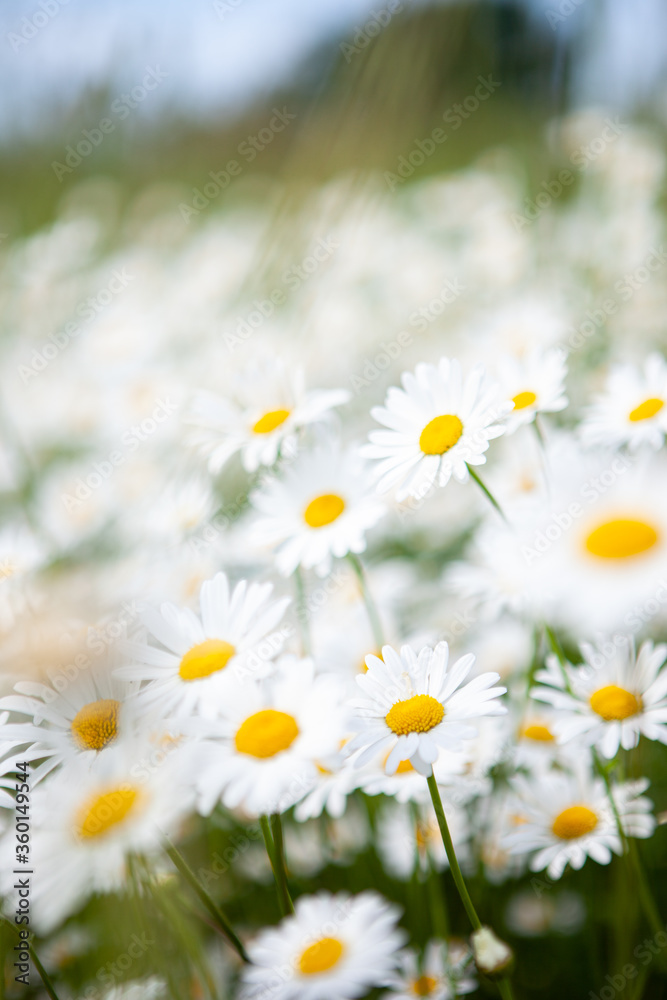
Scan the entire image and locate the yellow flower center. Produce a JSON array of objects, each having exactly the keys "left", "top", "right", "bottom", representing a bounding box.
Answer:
[
  {"left": 298, "top": 937, "right": 345, "bottom": 975},
  {"left": 628, "top": 397, "right": 664, "bottom": 422},
  {"left": 512, "top": 390, "right": 537, "bottom": 410},
  {"left": 419, "top": 414, "right": 463, "bottom": 455},
  {"left": 584, "top": 518, "right": 659, "bottom": 559},
  {"left": 71, "top": 699, "right": 120, "bottom": 751},
  {"left": 252, "top": 409, "right": 290, "bottom": 434},
  {"left": 522, "top": 724, "right": 554, "bottom": 743},
  {"left": 385, "top": 694, "right": 444, "bottom": 736},
  {"left": 234, "top": 709, "right": 299, "bottom": 758},
  {"left": 551, "top": 805, "right": 598, "bottom": 840},
  {"left": 303, "top": 494, "right": 346, "bottom": 528},
  {"left": 383, "top": 748, "right": 416, "bottom": 773},
  {"left": 413, "top": 976, "right": 438, "bottom": 996},
  {"left": 178, "top": 640, "right": 236, "bottom": 681},
  {"left": 77, "top": 786, "right": 139, "bottom": 839},
  {"left": 589, "top": 685, "right": 642, "bottom": 721}
]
